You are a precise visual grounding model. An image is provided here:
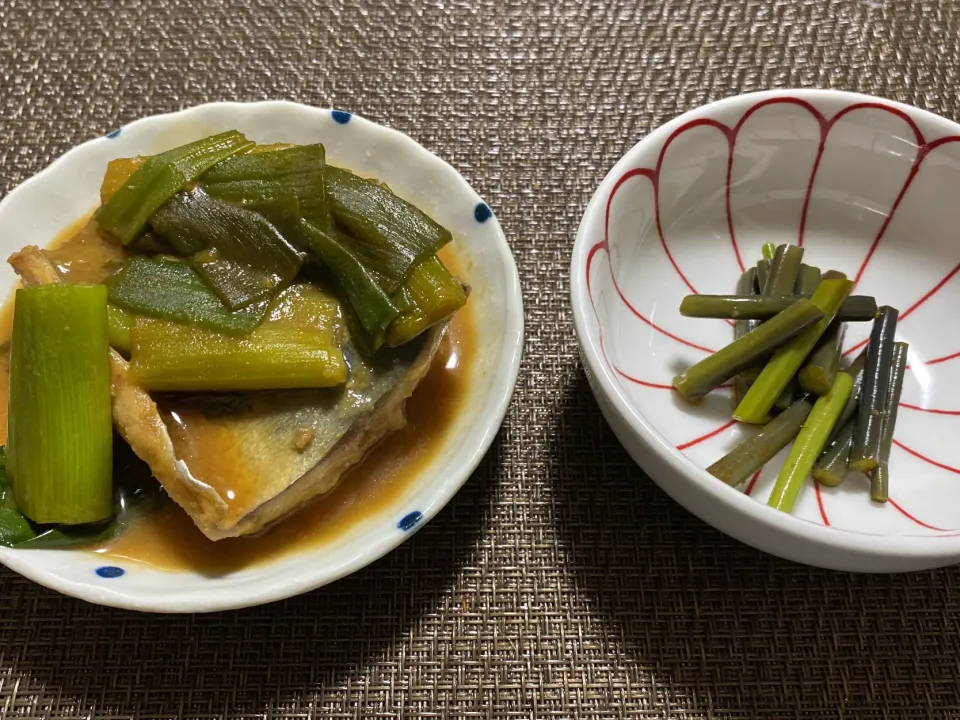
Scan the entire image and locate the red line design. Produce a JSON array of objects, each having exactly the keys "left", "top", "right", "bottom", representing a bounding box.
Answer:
[
  {"left": 892, "top": 439, "right": 960, "bottom": 475},
  {"left": 676, "top": 420, "right": 737, "bottom": 451},
  {"left": 853, "top": 474, "right": 952, "bottom": 531},
  {"left": 842, "top": 262, "right": 960, "bottom": 357},
  {"left": 744, "top": 469, "right": 762, "bottom": 496},
  {"left": 924, "top": 350, "right": 960, "bottom": 367},
  {"left": 900, "top": 402, "right": 960, "bottom": 416},
  {"left": 814, "top": 483, "right": 830, "bottom": 526},
  {"left": 898, "top": 263, "right": 960, "bottom": 321},
  {"left": 613, "top": 369, "right": 674, "bottom": 390},
  {"left": 887, "top": 497, "right": 950, "bottom": 532},
  {"left": 583, "top": 96, "right": 960, "bottom": 530}
]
